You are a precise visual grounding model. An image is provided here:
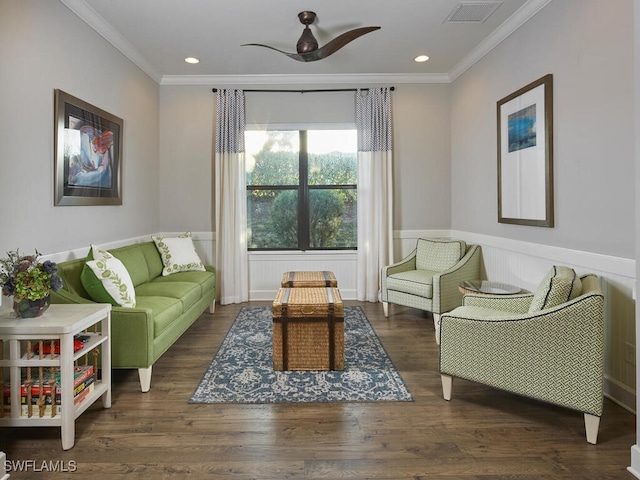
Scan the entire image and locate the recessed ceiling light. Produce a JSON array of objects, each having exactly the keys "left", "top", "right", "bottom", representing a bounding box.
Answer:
[
  {"left": 414, "top": 55, "right": 429, "bottom": 63},
  {"left": 185, "top": 57, "right": 200, "bottom": 64}
]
